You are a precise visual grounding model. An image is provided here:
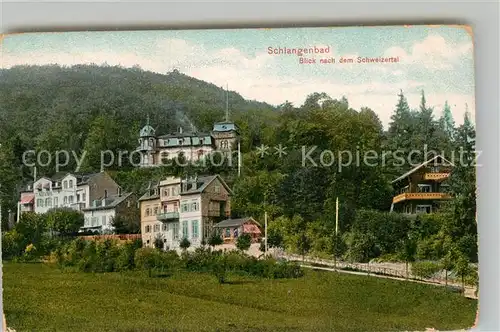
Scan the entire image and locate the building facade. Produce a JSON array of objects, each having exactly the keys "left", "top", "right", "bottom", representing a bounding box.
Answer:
[
  {"left": 31, "top": 171, "right": 121, "bottom": 214},
  {"left": 140, "top": 174, "right": 232, "bottom": 250},
  {"left": 81, "top": 192, "right": 138, "bottom": 234},
  {"left": 136, "top": 120, "right": 240, "bottom": 168},
  {"left": 390, "top": 155, "right": 453, "bottom": 214}
]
